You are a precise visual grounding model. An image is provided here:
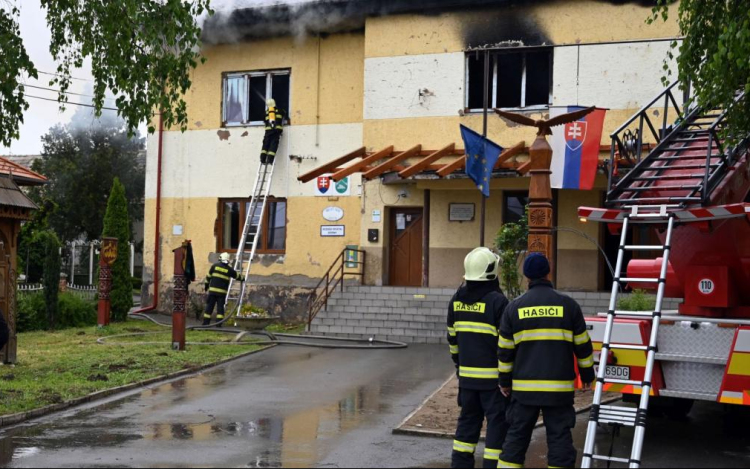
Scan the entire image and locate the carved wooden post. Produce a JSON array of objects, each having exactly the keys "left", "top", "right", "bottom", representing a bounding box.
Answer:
[
  {"left": 98, "top": 237, "right": 118, "bottom": 327},
  {"left": 172, "top": 243, "right": 188, "bottom": 351},
  {"left": 527, "top": 135, "right": 556, "bottom": 279}
]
